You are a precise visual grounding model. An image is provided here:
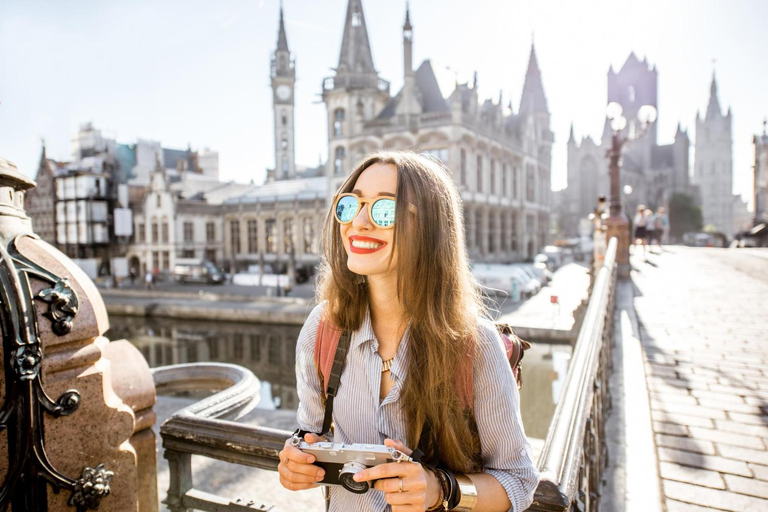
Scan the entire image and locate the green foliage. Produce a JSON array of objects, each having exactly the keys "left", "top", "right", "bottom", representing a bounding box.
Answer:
[
  {"left": 703, "top": 224, "right": 718, "bottom": 233},
  {"left": 669, "top": 193, "right": 703, "bottom": 239}
]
